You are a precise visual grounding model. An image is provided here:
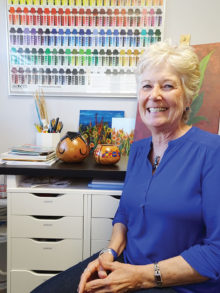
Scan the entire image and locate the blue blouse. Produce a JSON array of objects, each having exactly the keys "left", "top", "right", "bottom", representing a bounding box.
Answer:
[{"left": 113, "top": 127, "right": 220, "bottom": 293}]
